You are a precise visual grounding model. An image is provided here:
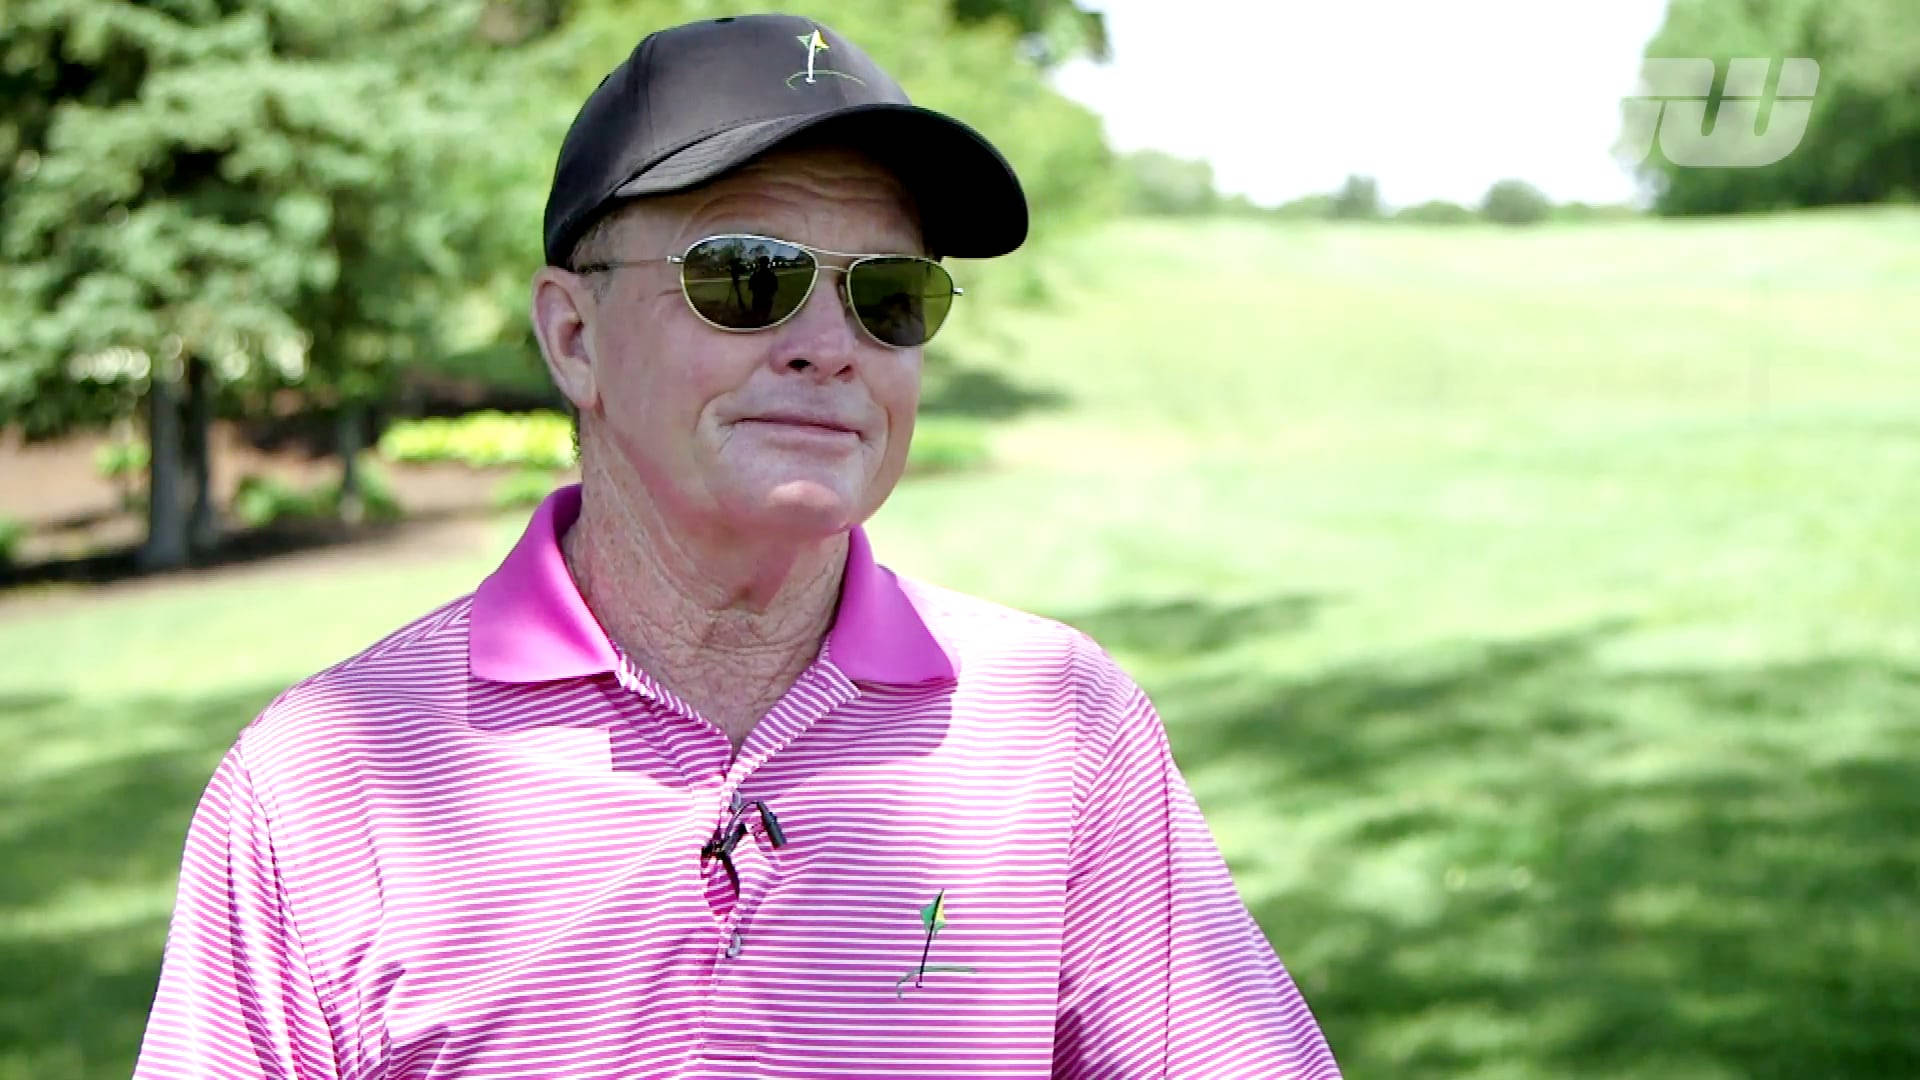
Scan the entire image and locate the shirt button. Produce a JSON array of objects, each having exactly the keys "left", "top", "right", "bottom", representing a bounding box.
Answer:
[
  {"left": 730, "top": 793, "right": 745, "bottom": 813},
  {"left": 725, "top": 932, "right": 742, "bottom": 959}
]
